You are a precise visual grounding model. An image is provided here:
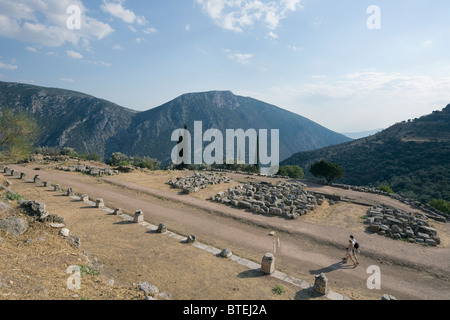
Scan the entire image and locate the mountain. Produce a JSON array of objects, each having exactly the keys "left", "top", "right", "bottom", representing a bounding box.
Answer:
[
  {"left": 115, "top": 90, "right": 351, "bottom": 164},
  {"left": 341, "top": 128, "right": 384, "bottom": 139},
  {"left": 281, "top": 105, "right": 450, "bottom": 203},
  {"left": 0, "top": 81, "right": 136, "bottom": 158},
  {"left": 0, "top": 81, "right": 351, "bottom": 165}
]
